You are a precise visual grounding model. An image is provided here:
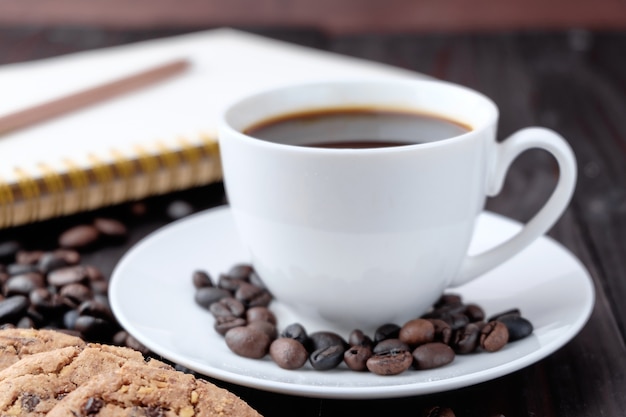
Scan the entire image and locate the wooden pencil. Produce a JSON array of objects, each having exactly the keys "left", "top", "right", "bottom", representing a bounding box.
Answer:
[{"left": 0, "top": 58, "right": 190, "bottom": 135}]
